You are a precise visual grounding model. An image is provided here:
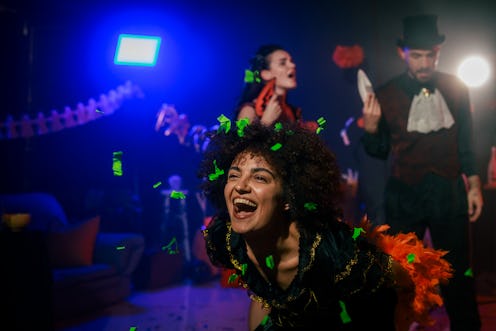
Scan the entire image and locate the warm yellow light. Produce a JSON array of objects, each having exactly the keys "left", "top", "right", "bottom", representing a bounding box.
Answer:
[
  {"left": 2, "top": 213, "right": 31, "bottom": 231},
  {"left": 457, "top": 56, "right": 491, "bottom": 88}
]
